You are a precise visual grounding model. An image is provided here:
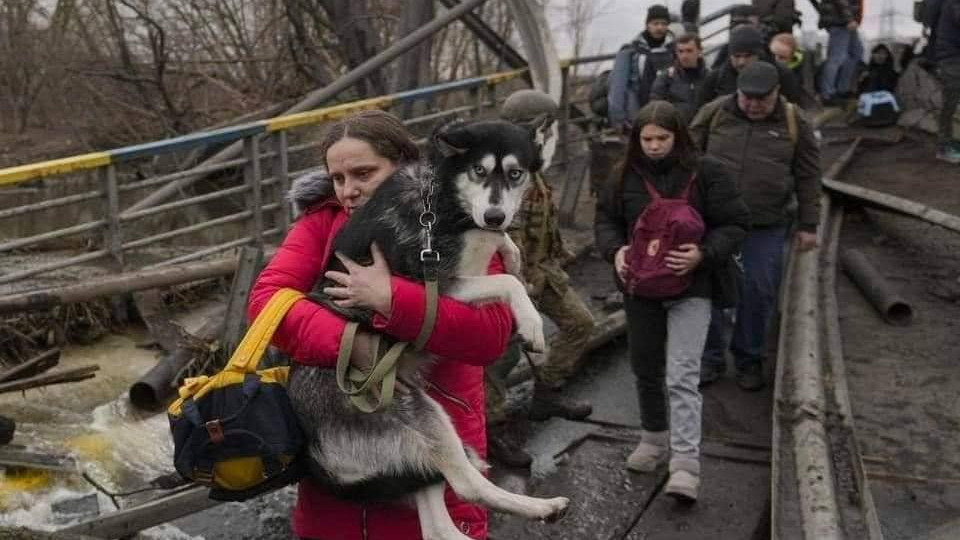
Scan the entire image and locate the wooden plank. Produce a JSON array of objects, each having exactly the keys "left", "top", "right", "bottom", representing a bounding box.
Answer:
[
  {"left": 221, "top": 246, "right": 264, "bottom": 355},
  {"left": 0, "top": 445, "right": 78, "bottom": 473},
  {"left": 59, "top": 486, "right": 220, "bottom": 539}
]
